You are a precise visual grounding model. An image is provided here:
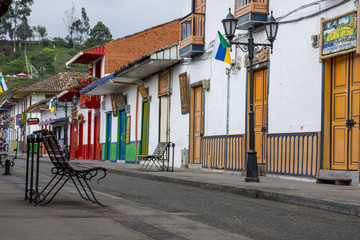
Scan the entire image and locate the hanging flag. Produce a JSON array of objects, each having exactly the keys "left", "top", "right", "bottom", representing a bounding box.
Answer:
[
  {"left": 0, "top": 74, "right": 8, "bottom": 93},
  {"left": 212, "top": 31, "right": 231, "bottom": 64},
  {"left": 49, "top": 100, "right": 55, "bottom": 112}
]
